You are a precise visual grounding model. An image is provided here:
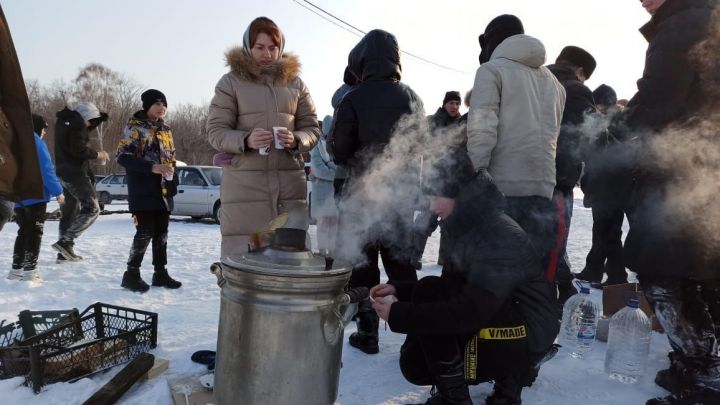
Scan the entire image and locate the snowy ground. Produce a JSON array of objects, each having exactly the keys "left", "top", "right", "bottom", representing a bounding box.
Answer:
[{"left": 0, "top": 193, "right": 670, "bottom": 405}]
